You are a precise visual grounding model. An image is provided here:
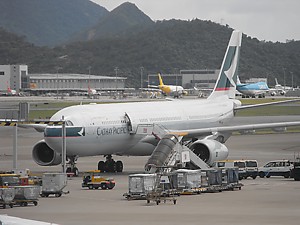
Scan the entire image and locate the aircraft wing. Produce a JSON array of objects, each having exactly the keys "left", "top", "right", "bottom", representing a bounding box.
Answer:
[
  {"left": 170, "top": 121, "right": 300, "bottom": 138},
  {"left": 0, "top": 215, "right": 59, "bottom": 225},
  {"left": 235, "top": 98, "right": 300, "bottom": 110}
]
